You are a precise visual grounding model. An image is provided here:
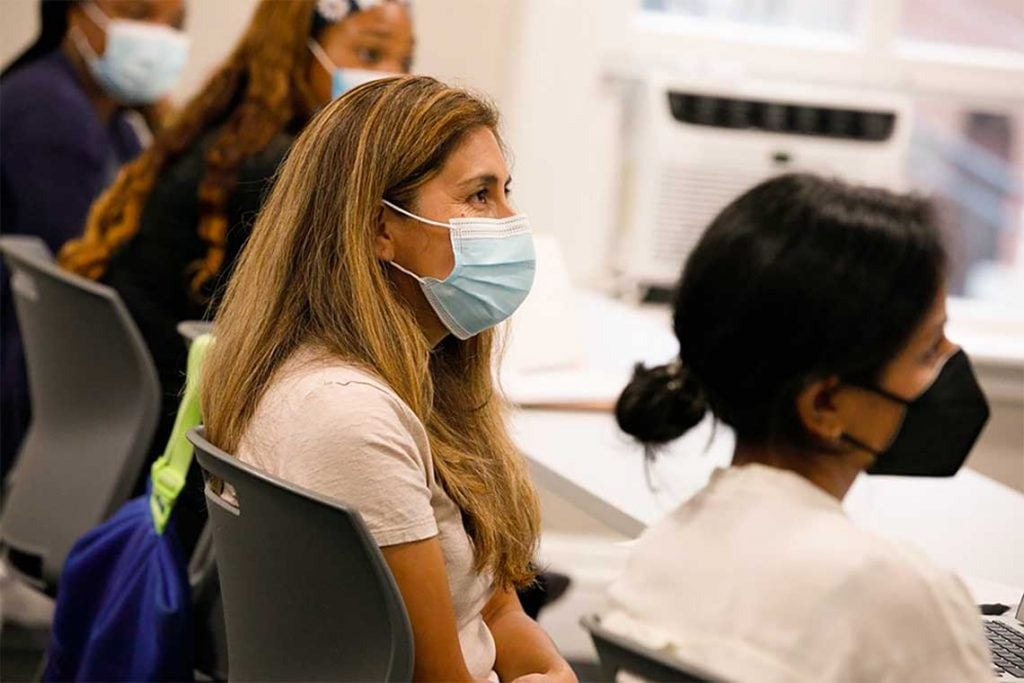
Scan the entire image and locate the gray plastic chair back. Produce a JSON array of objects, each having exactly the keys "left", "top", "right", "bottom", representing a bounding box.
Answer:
[
  {"left": 188, "top": 428, "right": 414, "bottom": 682},
  {"left": 0, "top": 235, "right": 160, "bottom": 591},
  {"left": 581, "top": 614, "right": 714, "bottom": 683},
  {"left": 188, "top": 522, "right": 229, "bottom": 681},
  {"left": 177, "top": 324, "right": 228, "bottom": 681}
]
